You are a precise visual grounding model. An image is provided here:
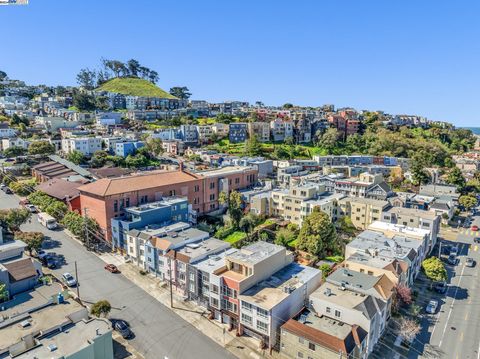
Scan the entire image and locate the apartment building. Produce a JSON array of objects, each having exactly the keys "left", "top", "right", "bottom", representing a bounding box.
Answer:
[
  {"left": 196, "top": 125, "right": 215, "bottom": 144},
  {"left": 280, "top": 308, "right": 368, "bottom": 359},
  {"left": 310, "top": 281, "right": 387, "bottom": 355},
  {"left": 381, "top": 207, "right": 440, "bottom": 252},
  {"left": 238, "top": 263, "right": 322, "bottom": 349},
  {"left": 61, "top": 137, "right": 102, "bottom": 156},
  {"left": 270, "top": 118, "right": 294, "bottom": 141},
  {"left": 212, "top": 123, "right": 229, "bottom": 138},
  {"left": 334, "top": 172, "right": 392, "bottom": 200},
  {"left": 339, "top": 197, "right": 390, "bottom": 229},
  {"left": 229, "top": 122, "right": 248, "bottom": 143},
  {"left": 248, "top": 121, "right": 271, "bottom": 142},
  {"left": 110, "top": 197, "right": 190, "bottom": 250},
  {"left": 79, "top": 166, "right": 257, "bottom": 241},
  {"left": 215, "top": 242, "right": 294, "bottom": 333}
]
